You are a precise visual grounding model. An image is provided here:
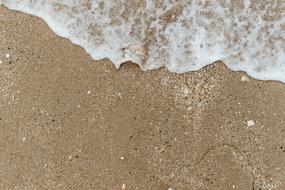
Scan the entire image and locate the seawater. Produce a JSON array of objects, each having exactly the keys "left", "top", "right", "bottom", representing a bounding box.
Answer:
[{"left": 1, "top": 0, "right": 285, "bottom": 82}]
